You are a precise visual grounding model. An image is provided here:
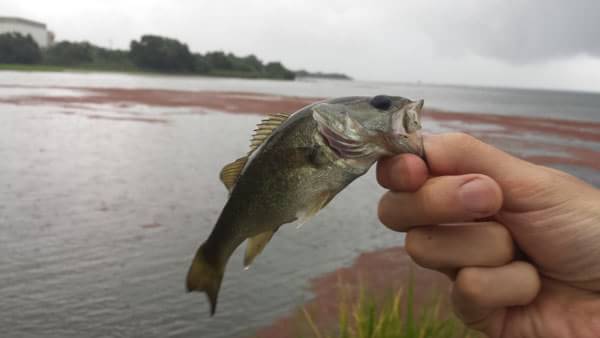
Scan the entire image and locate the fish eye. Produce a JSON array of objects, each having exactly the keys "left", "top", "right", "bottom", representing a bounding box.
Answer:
[{"left": 369, "top": 95, "right": 392, "bottom": 110}]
